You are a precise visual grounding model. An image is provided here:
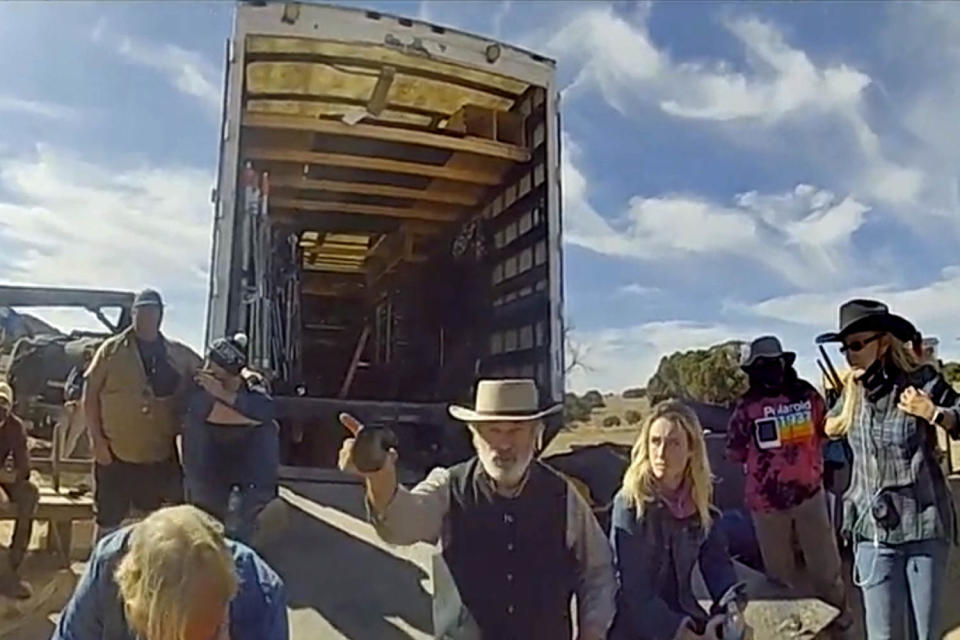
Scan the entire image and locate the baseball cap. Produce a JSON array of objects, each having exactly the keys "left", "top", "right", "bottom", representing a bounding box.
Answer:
[{"left": 133, "top": 289, "right": 164, "bottom": 309}]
